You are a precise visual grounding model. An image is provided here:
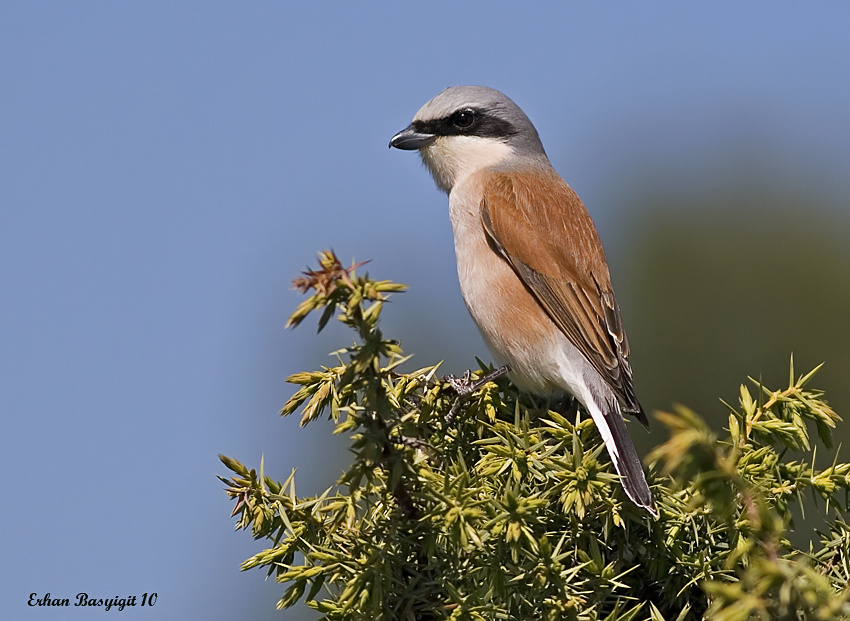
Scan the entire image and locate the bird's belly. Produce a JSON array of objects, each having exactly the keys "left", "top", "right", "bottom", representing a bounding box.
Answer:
[{"left": 451, "top": 221, "right": 565, "bottom": 395}]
